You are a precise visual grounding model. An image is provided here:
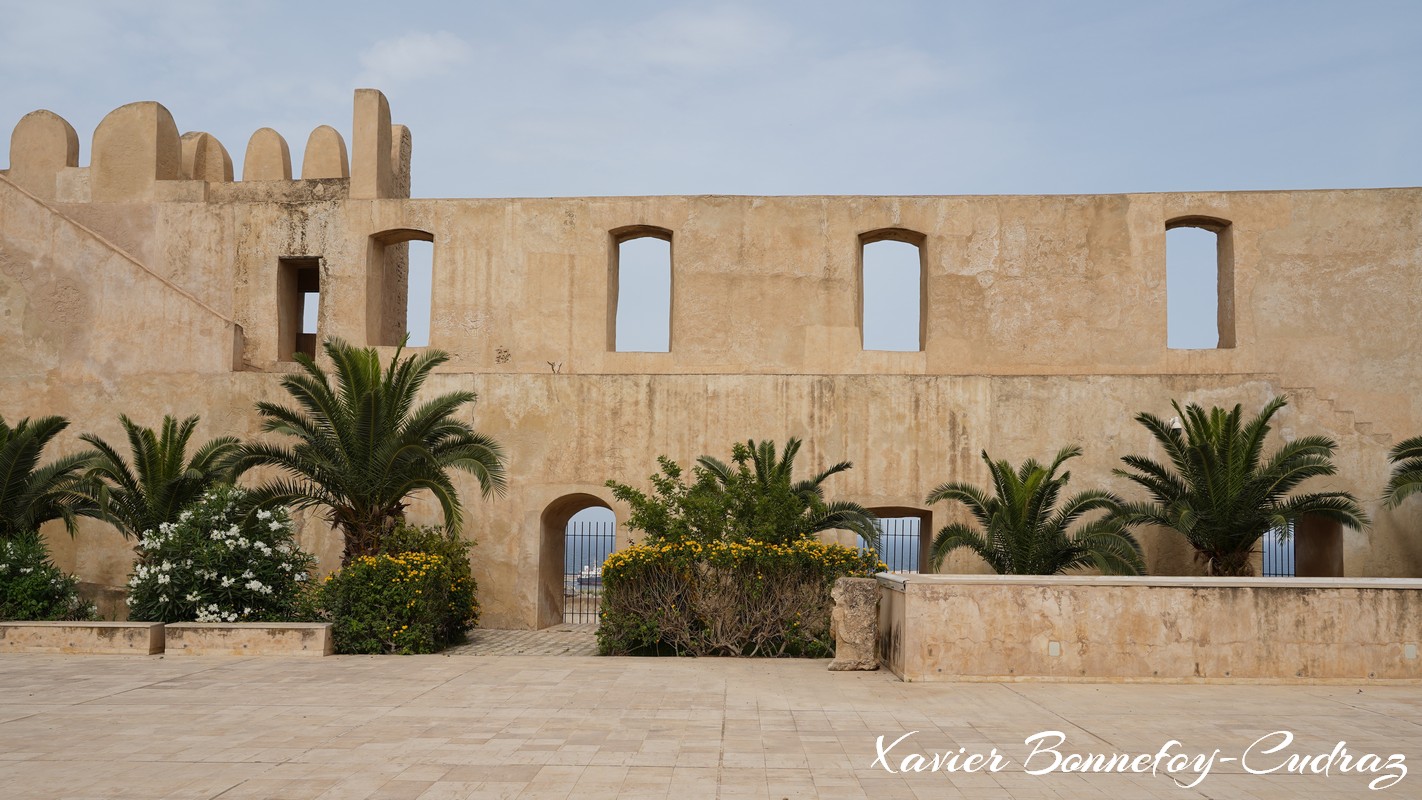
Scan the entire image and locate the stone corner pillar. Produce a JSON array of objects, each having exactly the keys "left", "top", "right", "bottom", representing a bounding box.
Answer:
[{"left": 828, "top": 576, "right": 880, "bottom": 671}]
